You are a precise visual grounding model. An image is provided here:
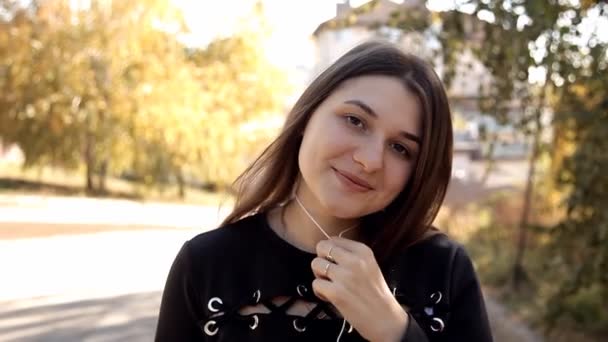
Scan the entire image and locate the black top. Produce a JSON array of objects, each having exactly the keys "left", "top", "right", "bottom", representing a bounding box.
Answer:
[{"left": 155, "top": 213, "right": 493, "bottom": 341}]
